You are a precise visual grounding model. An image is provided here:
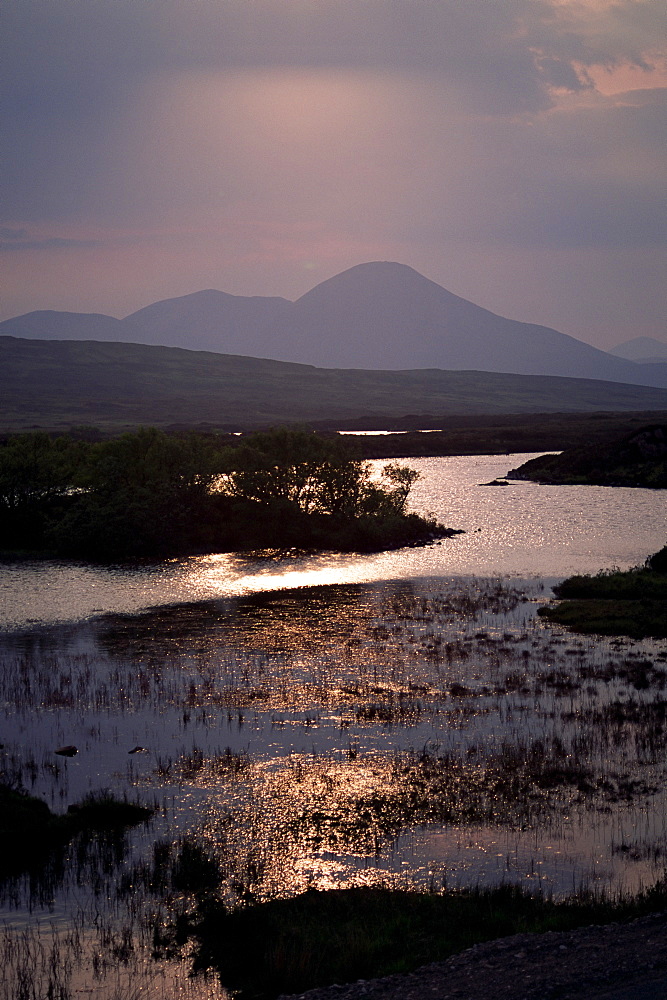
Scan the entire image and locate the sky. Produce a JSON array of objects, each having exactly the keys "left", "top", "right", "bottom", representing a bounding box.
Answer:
[{"left": 1, "top": 0, "right": 666, "bottom": 350}]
